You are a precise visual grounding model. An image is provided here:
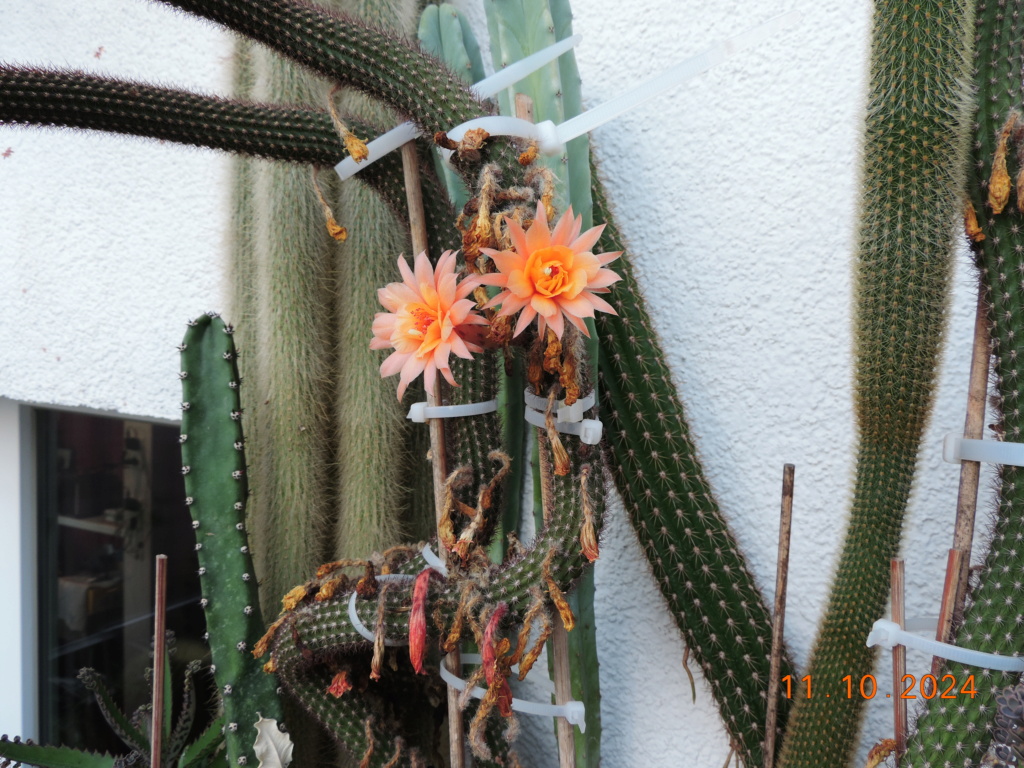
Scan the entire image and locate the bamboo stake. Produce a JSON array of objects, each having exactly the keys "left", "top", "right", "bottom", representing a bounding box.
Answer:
[
  {"left": 151, "top": 554, "right": 168, "bottom": 768},
  {"left": 929, "top": 548, "right": 965, "bottom": 681},
  {"left": 891, "top": 559, "right": 907, "bottom": 763},
  {"left": 944, "top": 288, "right": 991, "bottom": 632},
  {"left": 764, "top": 464, "right": 794, "bottom": 768},
  {"left": 399, "top": 141, "right": 466, "bottom": 768},
  {"left": 513, "top": 91, "right": 577, "bottom": 768}
]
